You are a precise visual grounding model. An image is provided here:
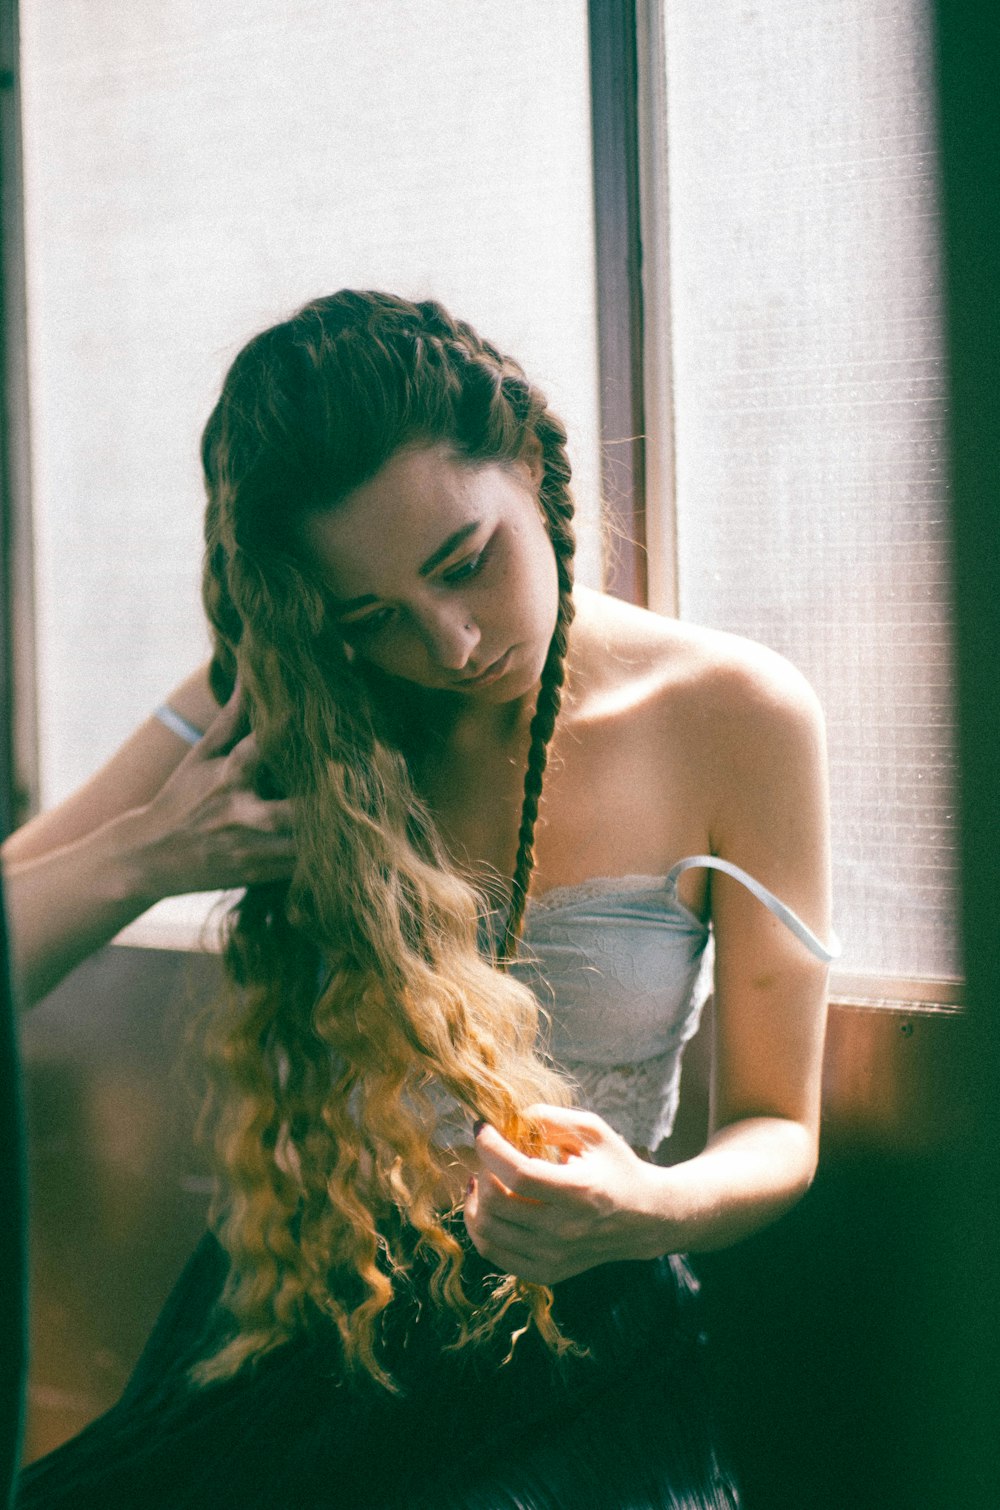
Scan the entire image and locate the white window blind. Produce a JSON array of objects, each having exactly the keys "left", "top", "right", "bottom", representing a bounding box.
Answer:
[
  {"left": 649, "top": 0, "right": 958, "bottom": 991},
  {"left": 17, "top": 0, "right": 601, "bottom": 950},
  {"left": 19, "top": 0, "right": 601, "bottom": 813}
]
